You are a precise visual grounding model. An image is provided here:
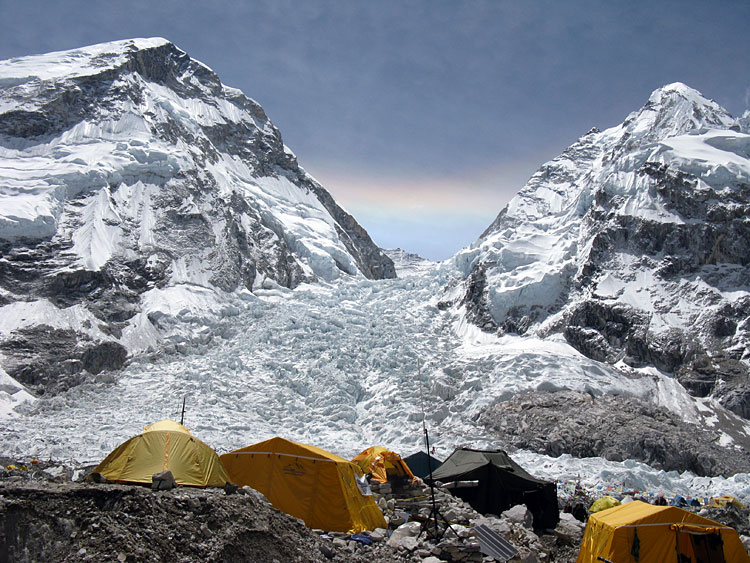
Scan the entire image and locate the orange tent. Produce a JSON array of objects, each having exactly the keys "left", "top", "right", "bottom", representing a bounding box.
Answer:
[
  {"left": 351, "top": 446, "right": 416, "bottom": 484},
  {"left": 577, "top": 500, "right": 749, "bottom": 563},
  {"left": 220, "top": 437, "right": 386, "bottom": 533}
]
